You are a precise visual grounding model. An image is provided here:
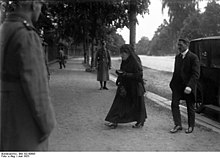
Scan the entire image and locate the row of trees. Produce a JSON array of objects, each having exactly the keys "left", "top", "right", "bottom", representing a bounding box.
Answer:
[
  {"left": 0, "top": 0, "right": 150, "bottom": 66},
  {"left": 3, "top": 0, "right": 218, "bottom": 57},
  {"left": 136, "top": 0, "right": 220, "bottom": 56}
]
